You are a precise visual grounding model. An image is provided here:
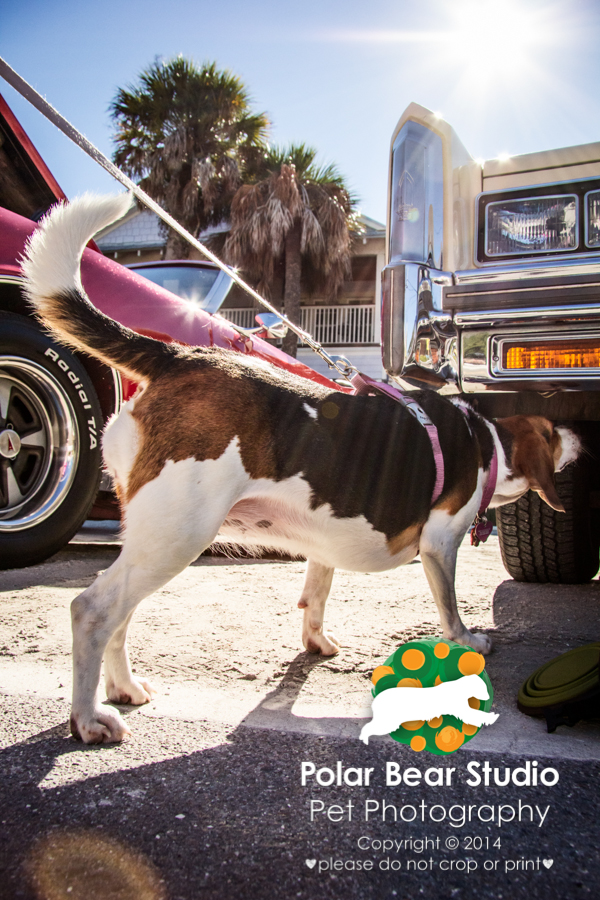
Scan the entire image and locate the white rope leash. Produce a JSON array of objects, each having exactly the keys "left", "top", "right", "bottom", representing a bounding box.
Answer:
[{"left": 0, "top": 56, "right": 358, "bottom": 379}]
